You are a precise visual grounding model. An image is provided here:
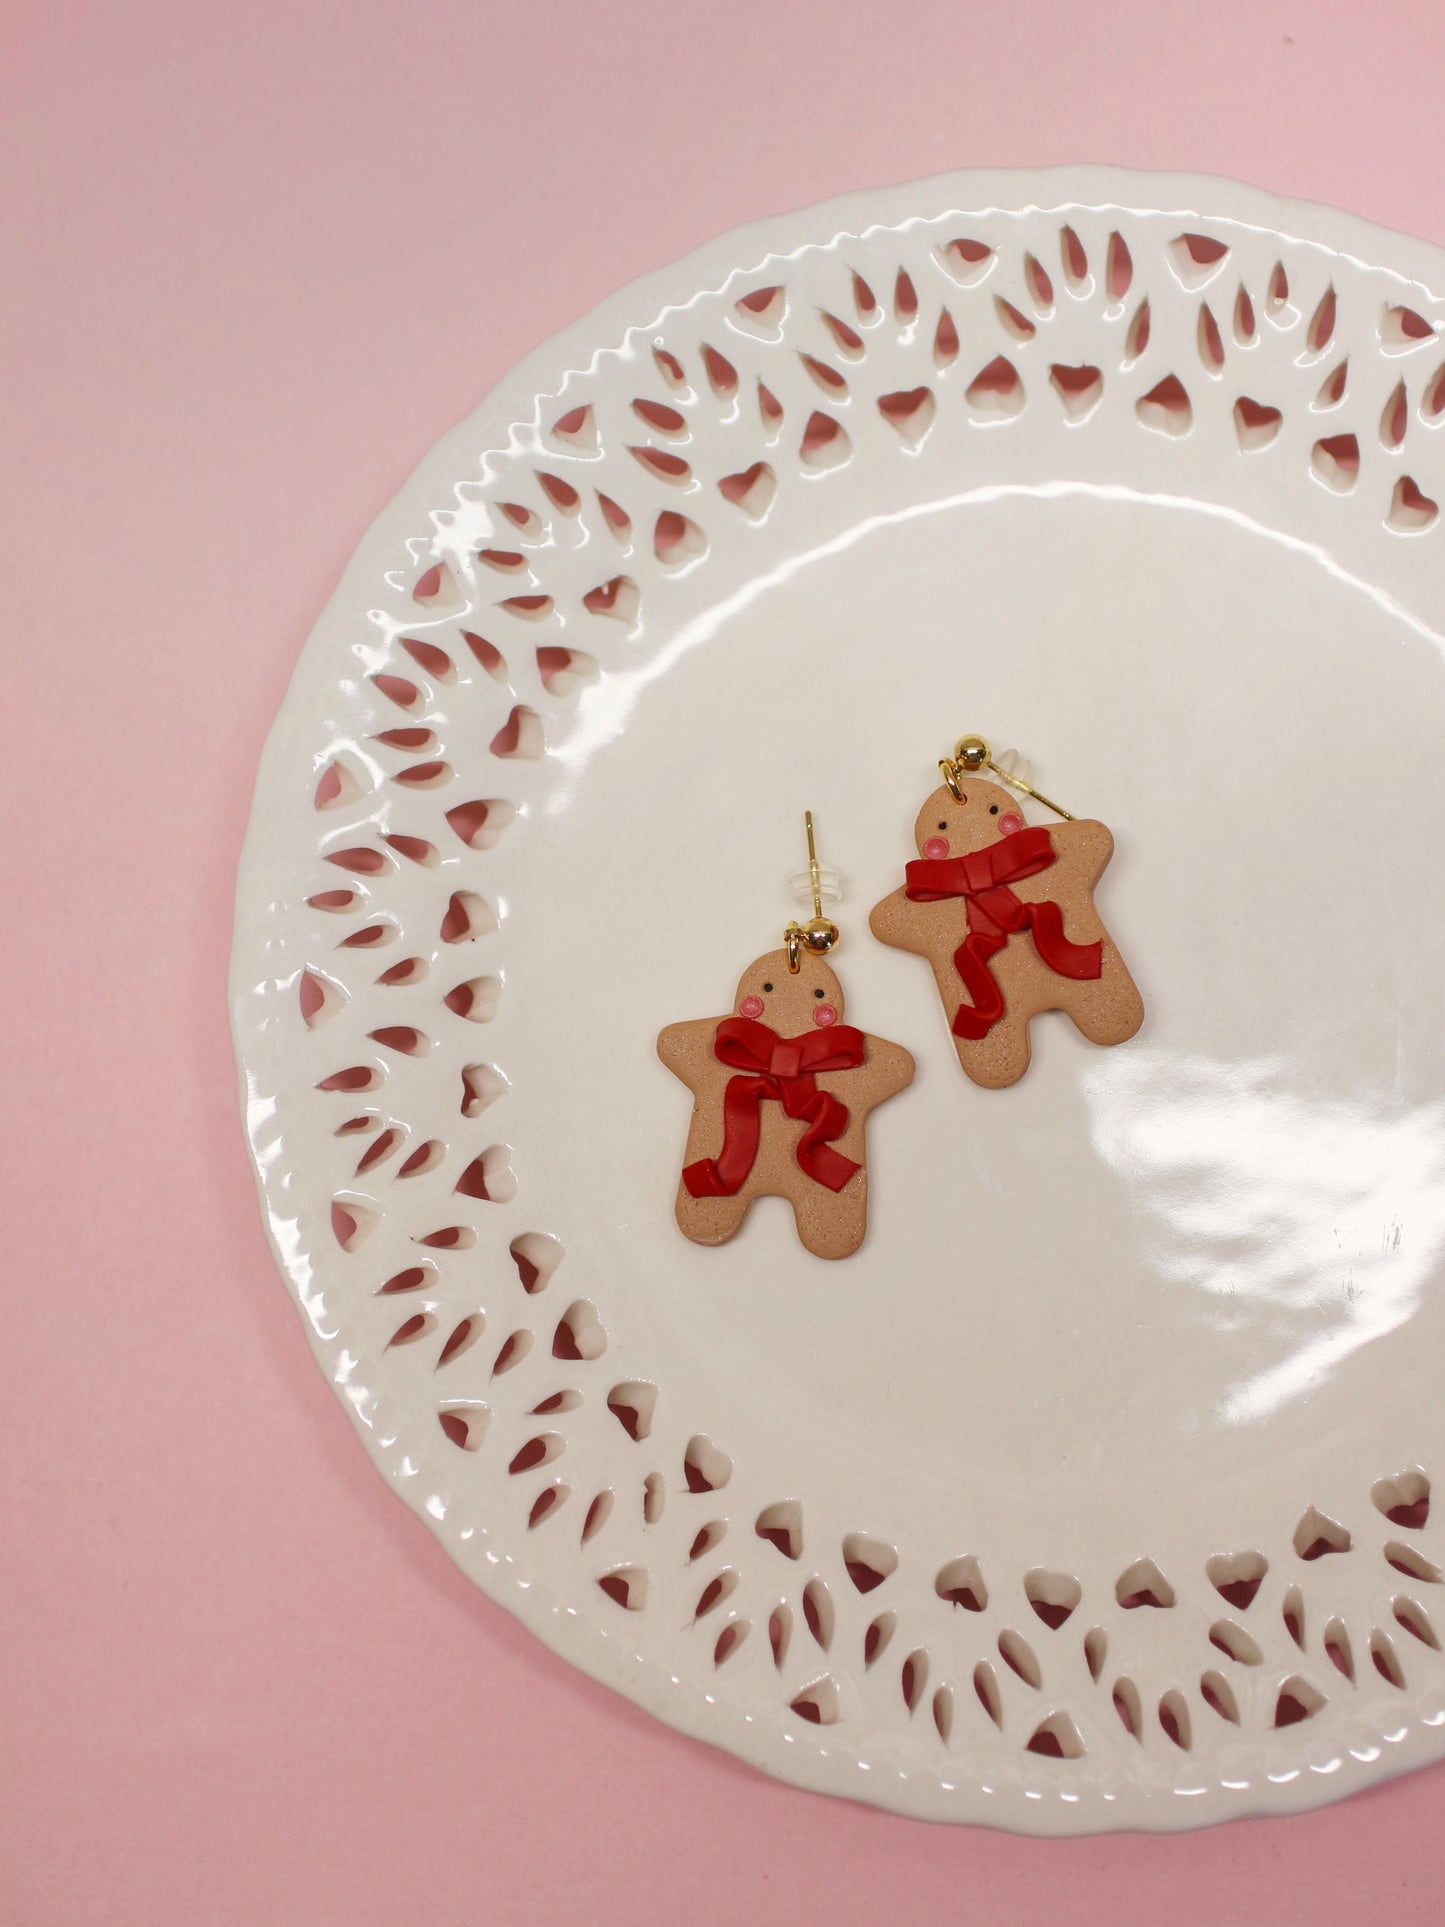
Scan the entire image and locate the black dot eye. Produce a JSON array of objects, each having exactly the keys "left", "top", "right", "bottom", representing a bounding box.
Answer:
[
  {"left": 937, "top": 820, "right": 948, "bottom": 830},
  {"left": 762, "top": 982, "right": 773, "bottom": 993},
  {"left": 813, "top": 987, "right": 825, "bottom": 999},
  {"left": 989, "top": 804, "right": 999, "bottom": 814}
]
